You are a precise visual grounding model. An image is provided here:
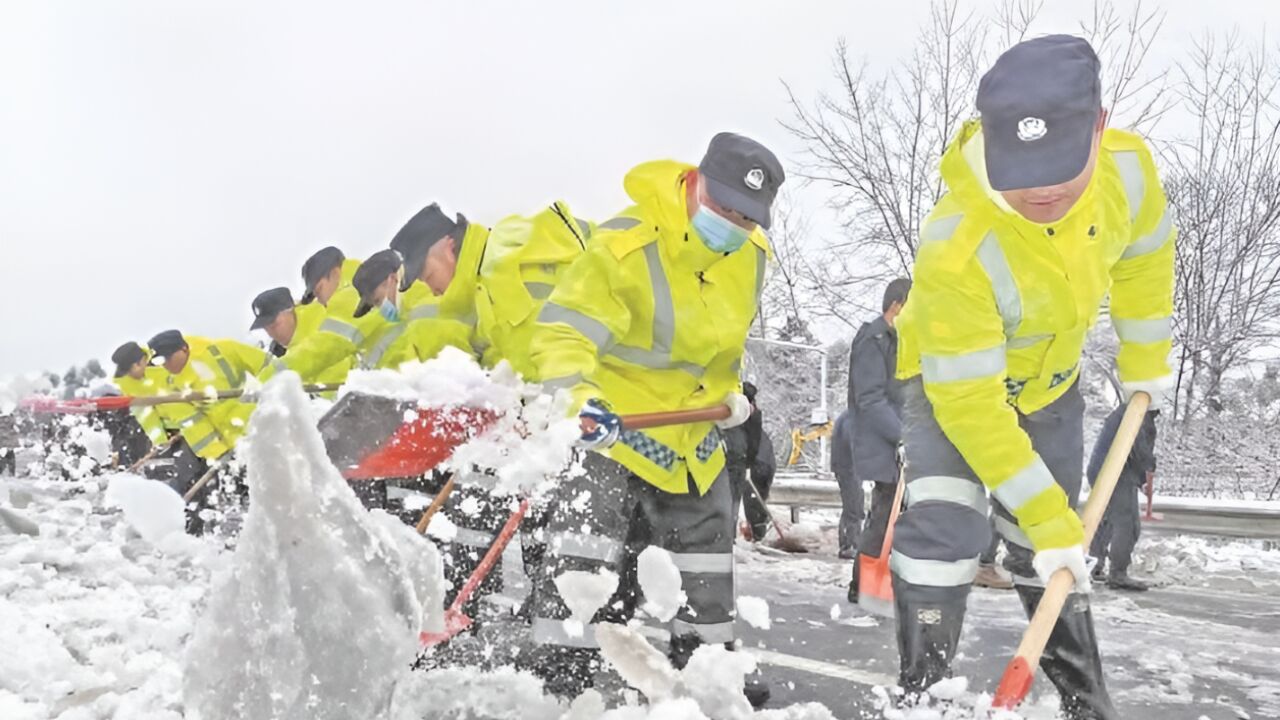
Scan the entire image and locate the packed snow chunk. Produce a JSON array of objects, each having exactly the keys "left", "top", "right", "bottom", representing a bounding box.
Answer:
[
  {"left": 104, "top": 474, "right": 185, "bottom": 545},
  {"left": 183, "top": 372, "right": 445, "bottom": 720},
  {"left": 344, "top": 346, "right": 523, "bottom": 409},
  {"left": 737, "top": 595, "right": 771, "bottom": 630},
  {"left": 638, "top": 545, "right": 686, "bottom": 622},
  {"left": 682, "top": 643, "right": 756, "bottom": 720},
  {"left": 596, "top": 622, "right": 682, "bottom": 701},
  {"left": 555, "top": 567, "right": 619, "bottom": 627},
  {"left": 926, "top": 676, "right": 968, "bottom": 701},
  {"left": 390, "top": 666, "right": 564, "bottom": 720}
]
